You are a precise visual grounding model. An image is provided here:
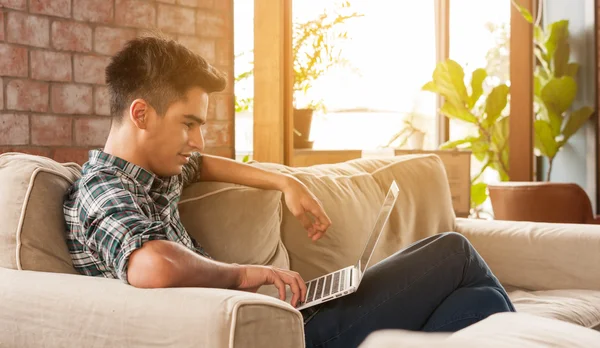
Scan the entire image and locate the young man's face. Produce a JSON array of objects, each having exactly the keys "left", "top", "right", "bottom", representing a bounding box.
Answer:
[{"left": 142, "top": 87, "right": 208, "bottom": 177}]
